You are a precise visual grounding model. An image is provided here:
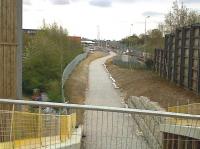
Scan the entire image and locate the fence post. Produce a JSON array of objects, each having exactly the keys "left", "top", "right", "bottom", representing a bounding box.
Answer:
[
  {"left": 165, "top": 35, "right": 169, "bottom": 79},
  {"left": 173, "top": 29, "right": 179, "bottom": 84},
  {"left": 168, "top": 35, "right": 172, "bottom": 80},
  {"left": 160, "top": 49, "right": 162, "bottom": 76},
  {"left": 180, "top": 27, "right": 185, "bottom": 86},
  {"left": 196, "top": 25, "right": 200, "bottom": 94},
  {"left": 188, "top": 26, "right": 194, "bottom": 90}
]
